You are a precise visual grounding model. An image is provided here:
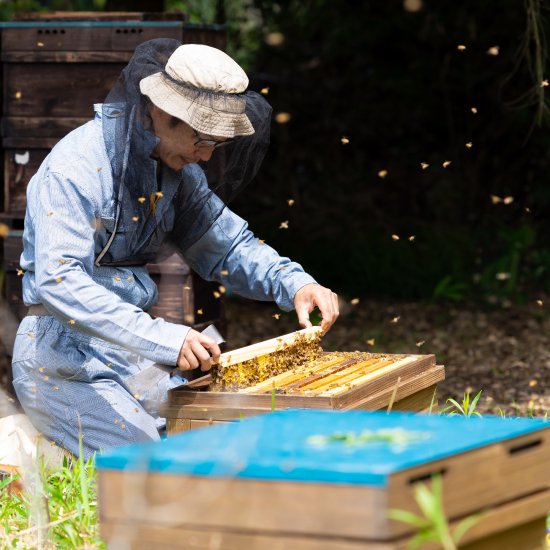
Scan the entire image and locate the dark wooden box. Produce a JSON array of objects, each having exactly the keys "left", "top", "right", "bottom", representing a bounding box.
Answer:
[
  {"left": 0, "top": 19, "right": 227, "bottom": 212},
  {"left": 0, "top": 20, "right": 184, "bottom": 143},
  {"left": 0, "top": 14, "right": 227, "bottom": 335},
  {"left": 147, "top": 252, "right": 225, "bottom": 333},
  {"left": 0, "top": 20, "right": 226, "bottom": 144}
]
